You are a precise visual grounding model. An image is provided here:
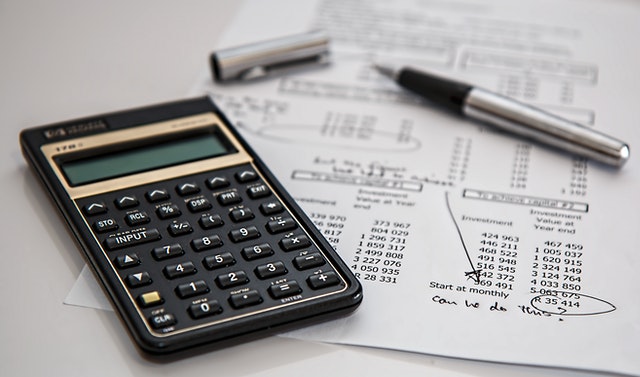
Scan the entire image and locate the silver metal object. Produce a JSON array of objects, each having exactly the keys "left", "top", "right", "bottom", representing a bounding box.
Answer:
[
  {"left": 211, "top": 30, "right": 330, "bottom": 82},
  {"left": 463, "top": 88, "right": 630, "bottom": 167}
]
